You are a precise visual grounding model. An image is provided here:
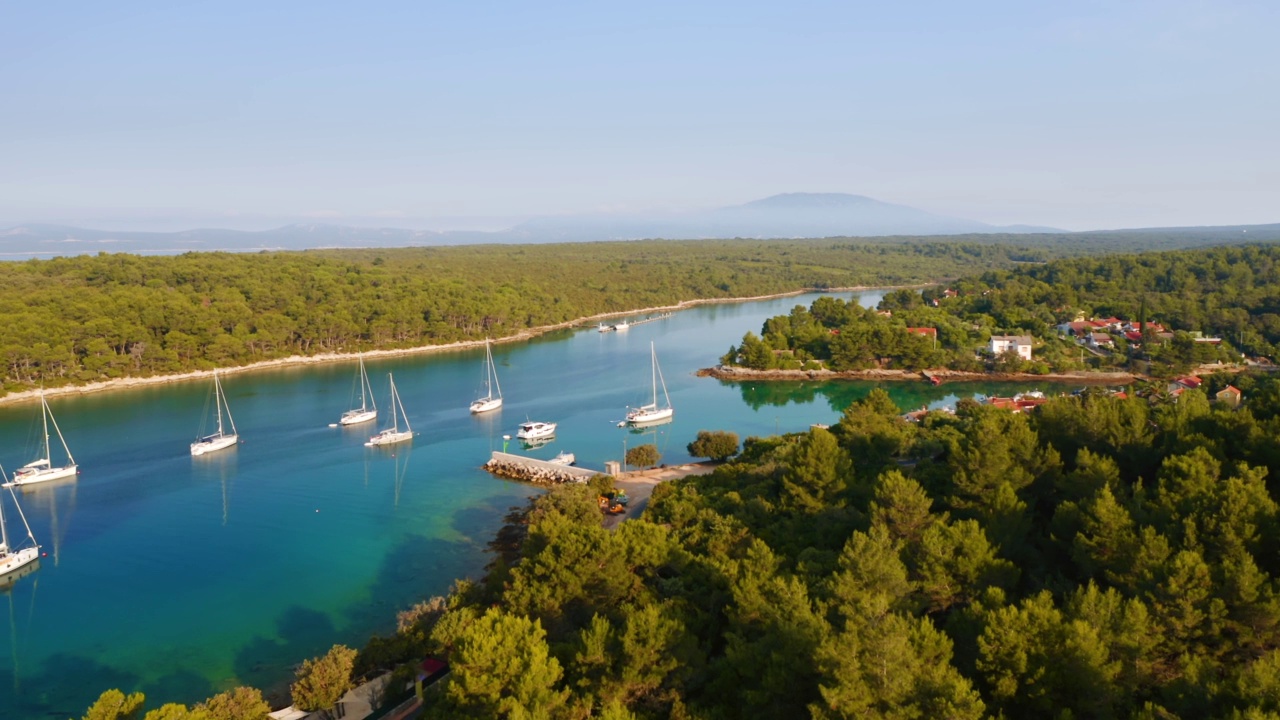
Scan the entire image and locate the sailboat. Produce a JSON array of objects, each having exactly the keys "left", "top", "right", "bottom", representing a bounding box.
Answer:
[
  {"left": 340, "top": 355, "right": 378, "bottom": 425},
  {"left": 11, "top": 393, "right": 77, "bottom": 486},
  {"left": 625, "top": 342, "right": 674, "bottom": 425},
  {"left": 190, "top": 370, "right": 239, "bottom": 456},
  {"left": 469, "top": 340, "right": 504, "bottom": 414},
  {"left": 366, "top": 374, "right": 415, "bottom": 447},
  {"left": 0, "top": 468, "right": 40, "bottom": 581}
]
